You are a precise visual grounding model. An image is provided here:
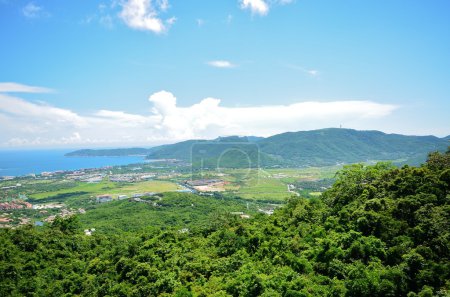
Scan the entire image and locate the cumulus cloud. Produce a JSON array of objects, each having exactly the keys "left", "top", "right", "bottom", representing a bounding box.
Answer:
[
  {"left": 119, "top": 0, "right": 173, "bottom": 33},
  {"left": 207, "top": 60, "right": 236, "bottom": 68},
  {"left": 144, "top": 92, "right": 397, "bottom": 139},
  {"left": 0, "top": 93, "right": 156, "bottom": 147},
  {"left": 239, "top": 0, "right": 293, "bottom": 15},
  {"left": 0, "top": 85, "right": 398, "bottom": 148},
  {"left": 240, "top": 0, "right": 269, "bottom": 16}
]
